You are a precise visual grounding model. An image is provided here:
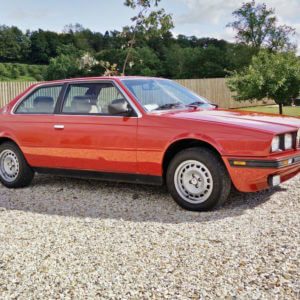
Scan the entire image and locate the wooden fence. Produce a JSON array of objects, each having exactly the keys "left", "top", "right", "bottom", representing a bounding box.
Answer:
[
  {"left": 0, "top": 79, "right": 273, "bottom": 109},
  {"left": 176, "top": 78, "right": 274, "bottom": 108},
  {"left": 0, "top": 82, "right": 35, "bottom": 109}
]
